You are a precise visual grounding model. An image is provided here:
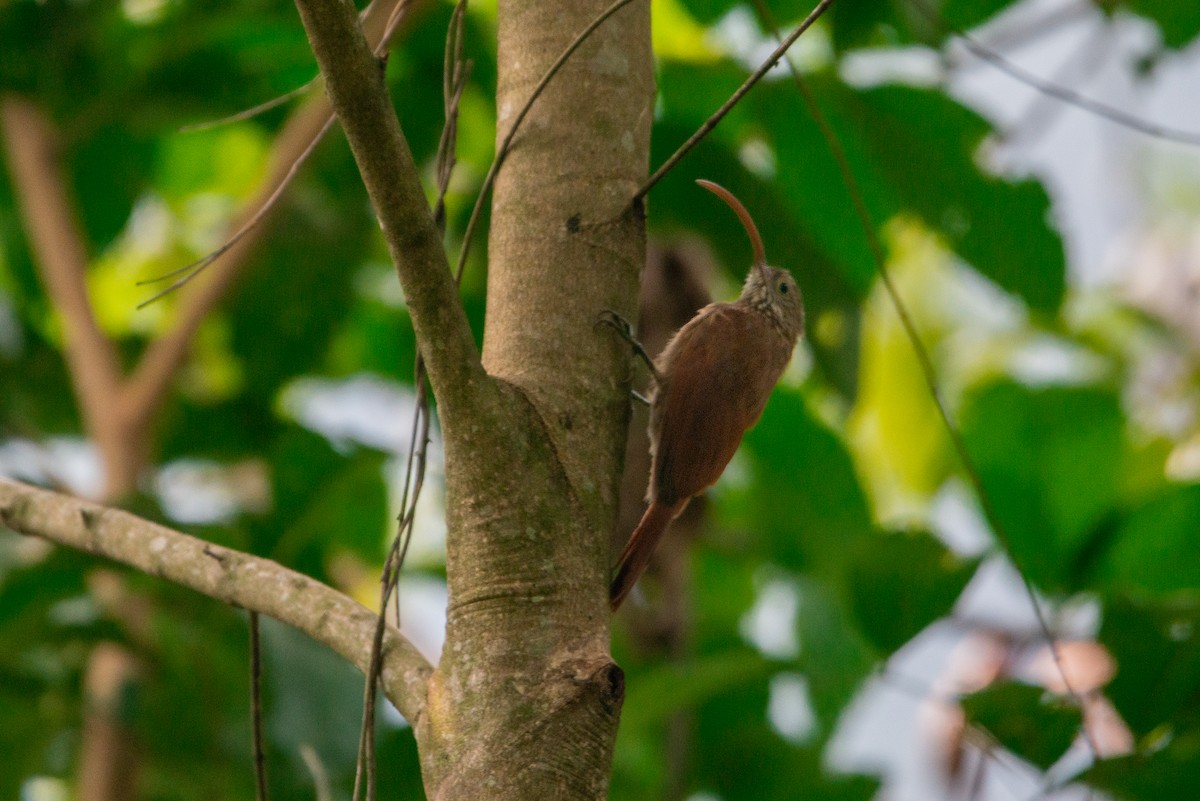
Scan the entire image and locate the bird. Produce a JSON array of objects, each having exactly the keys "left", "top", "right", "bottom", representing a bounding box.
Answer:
[{"left": 609, "top": 179, "right": 805, "bottom": 610}]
